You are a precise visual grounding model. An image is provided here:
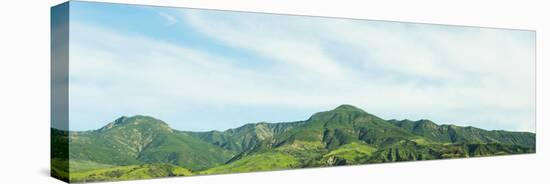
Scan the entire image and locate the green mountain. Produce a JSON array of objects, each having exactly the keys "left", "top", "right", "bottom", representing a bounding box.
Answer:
[
  {"left": 68, "top": 116, "right": 234, "bottom": 170},
  {"left": 52, "top": 105, "right": 535, "bottom": 182},
  {"left": 387, "top": 119, "right": 535, "bottom": 146}
]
